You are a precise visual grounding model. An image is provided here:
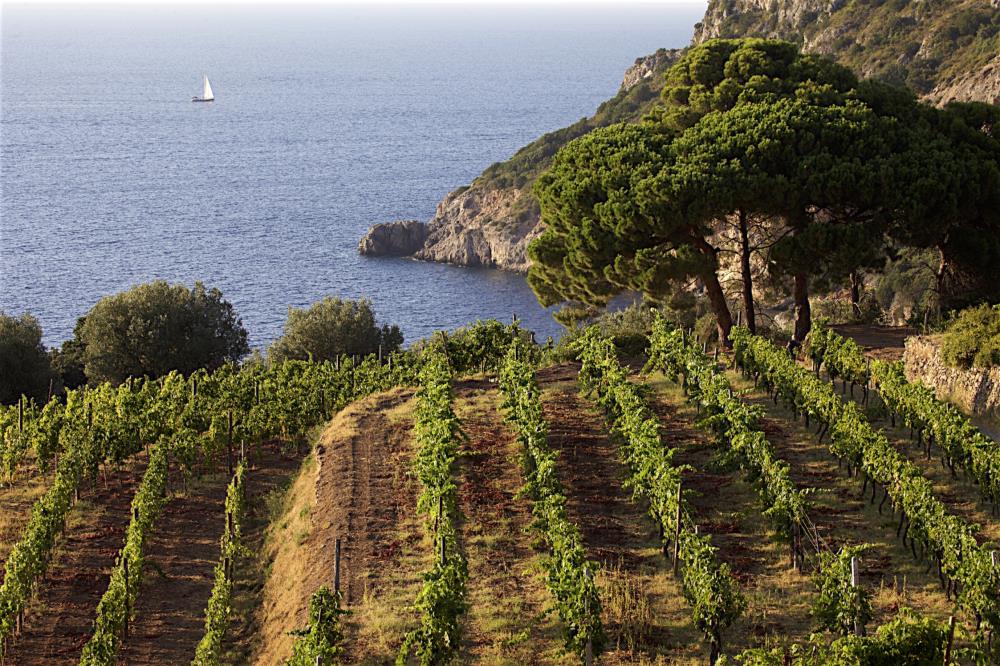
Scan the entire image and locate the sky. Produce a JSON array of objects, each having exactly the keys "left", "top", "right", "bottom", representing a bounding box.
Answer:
[{"left": 5, "top": 0, "right": 707, "bottom": 4}]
